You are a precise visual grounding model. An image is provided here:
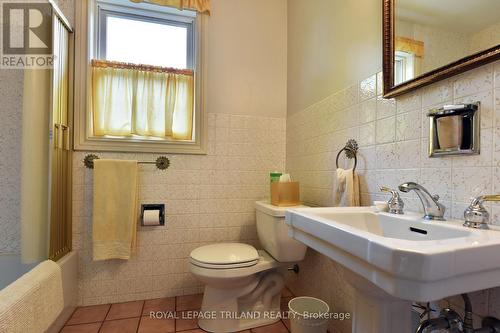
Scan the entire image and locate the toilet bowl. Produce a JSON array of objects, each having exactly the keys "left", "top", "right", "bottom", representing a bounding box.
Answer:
[{"left": 189, "top": 201, "right": 307, "bottom": 333}]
